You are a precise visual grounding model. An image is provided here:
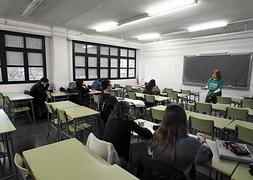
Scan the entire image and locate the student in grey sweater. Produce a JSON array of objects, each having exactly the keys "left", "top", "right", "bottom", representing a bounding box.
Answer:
[{"left": 152, "top": 104, "right": 213, "bottom": 176}]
